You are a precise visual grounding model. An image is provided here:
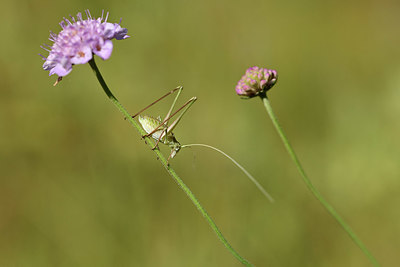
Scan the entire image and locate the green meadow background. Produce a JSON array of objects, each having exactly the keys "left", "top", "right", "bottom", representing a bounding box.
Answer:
[{"left": 1, "top": 0, "right": 399, "bottom": 266}]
